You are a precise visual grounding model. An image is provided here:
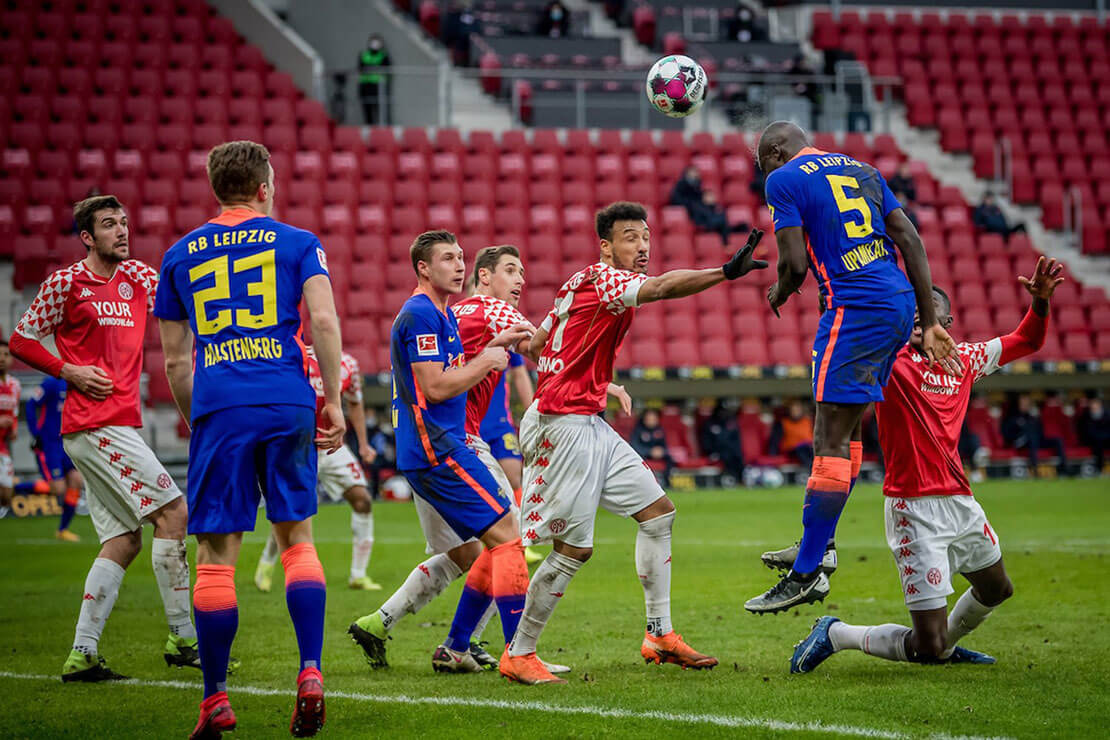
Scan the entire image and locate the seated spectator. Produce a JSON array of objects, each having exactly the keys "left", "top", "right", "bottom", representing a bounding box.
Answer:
[
  {"left": 699, "top": 401, "right": 745, "bottom": 484},
  {"left": 631, "top": 409, "right": 674, "bottom": 487},
  {"left": 887, "top": 162, "right": 916, "bottom": 204},
  {"left": 537, "top": 1, "right": 570, "bottom": 38},
  {"left": 973, "top": 193, "right": 1026, "bottom": 241},
  {"left": 958, "top": 421, "right": 989, "bottom": 483},
  {"left": 726, "top": 1, "right": 767, "bottom": 42},
  {"left": 670, "top": 166, "right": 749, "bottom": 246},
  {"left": 1002, "top": 394, "right": 1067, "bottom": 475},
  {"left": 1078, "top": 396, "right": 1110, "bottom": 473},
  {"left": 770, "top": 399, "right": 815, "bottom": 472}
]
